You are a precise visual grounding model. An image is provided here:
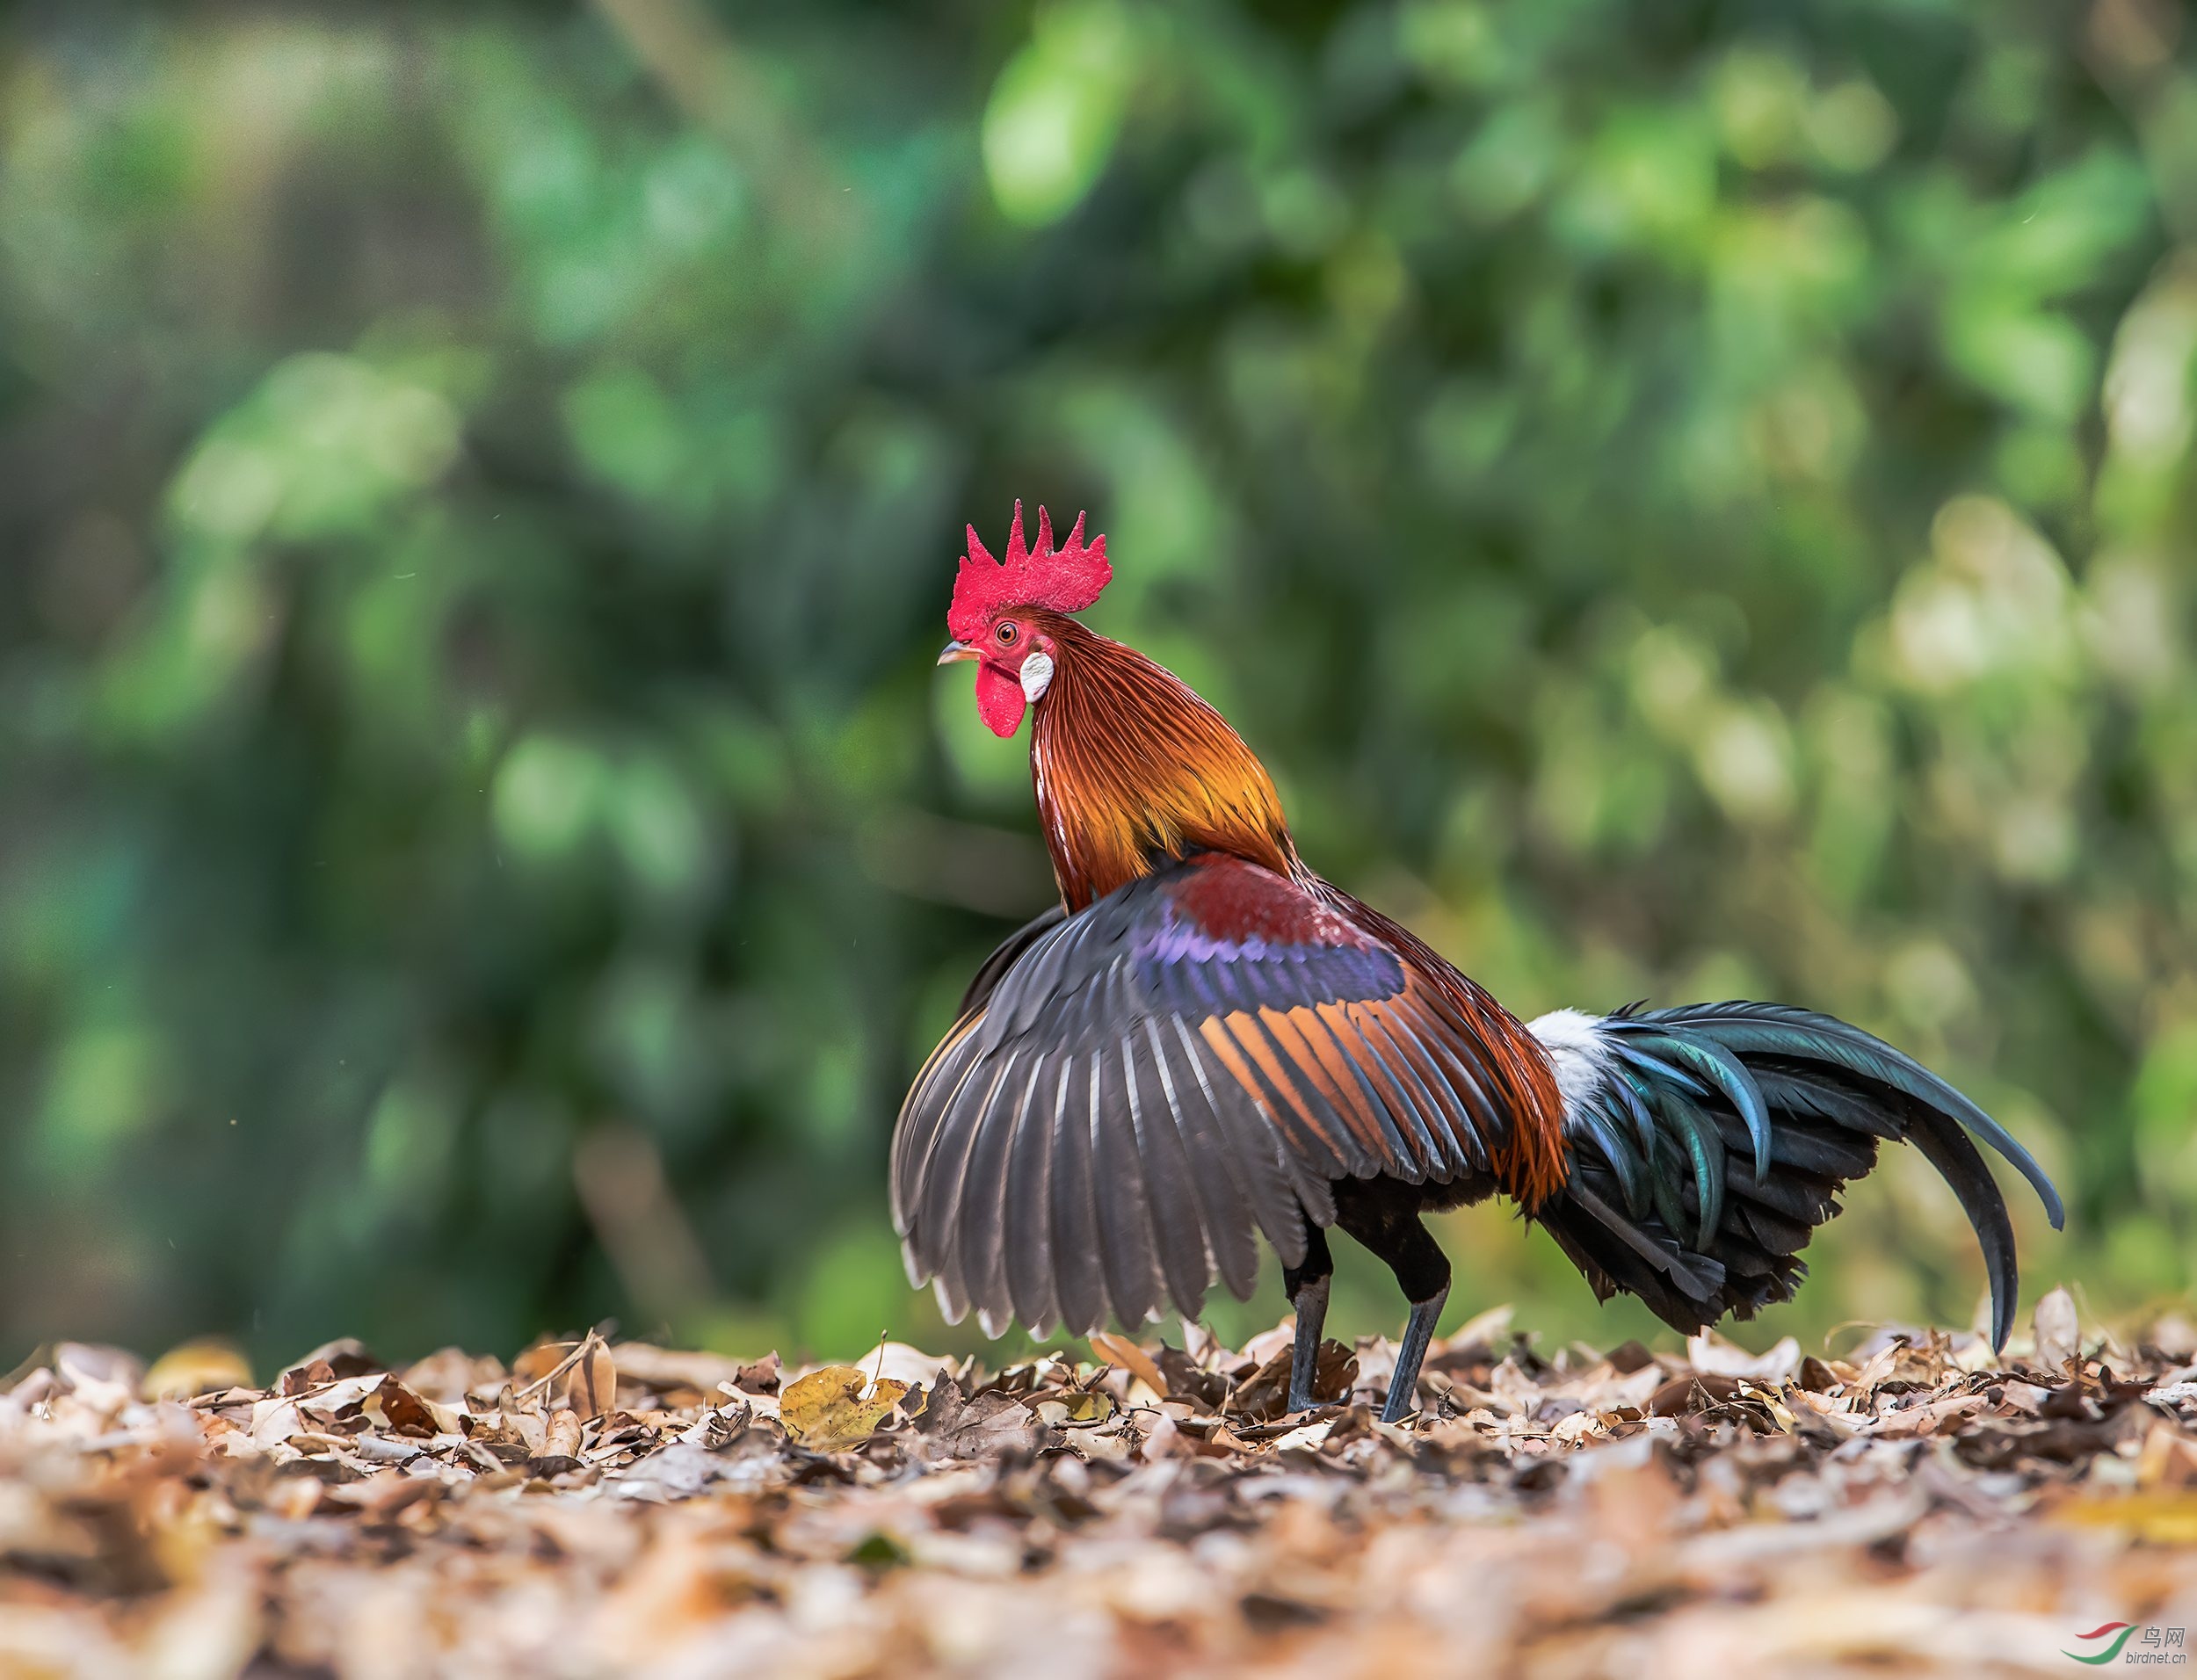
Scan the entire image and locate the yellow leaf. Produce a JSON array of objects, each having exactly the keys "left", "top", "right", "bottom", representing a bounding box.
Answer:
[
  {"left": 780, "top": 1366, "right": 910, "bottom": 1451},
  {"left": 2055, "top": 1491, "right": 2197, "bottom": 1545},
  {"left": 142, "top": 1340, "right": 253, "bottom": 1401},
  {"left": 1062, "top": 1390, "right": 1113, "bottom": 1424},
  {"left": 1034, "top": 1391, "right": 1115, "bottom": 1428}
]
